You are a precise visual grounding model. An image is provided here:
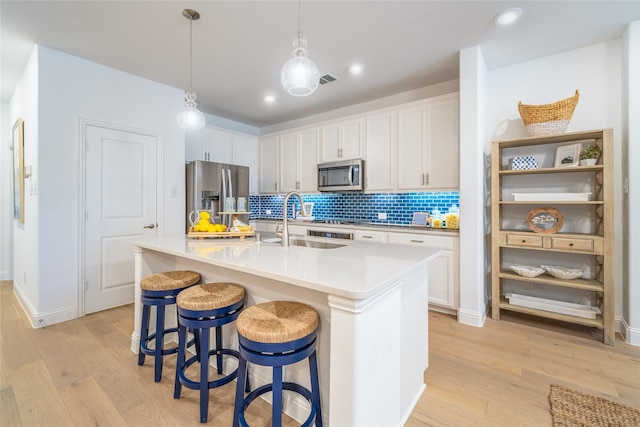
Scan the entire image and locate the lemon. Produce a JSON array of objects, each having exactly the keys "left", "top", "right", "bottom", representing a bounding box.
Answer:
[
  {"left": 207, "top": 224, "right": 216, "bottom": 232},
  {"left": 199, "top": 219, "right": 209, "bottom": 226},
  {"left": 220, "top": 224, "right": 227, "bottom": 232},
  {"left": 214, "top": 224, "right": 224, "bottom": 232},
  {"left": 199, "top": 211, "right": 210, "bottom": 220}
]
